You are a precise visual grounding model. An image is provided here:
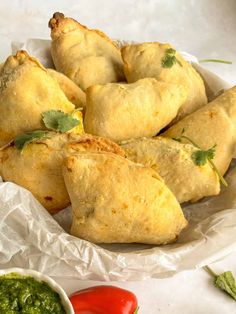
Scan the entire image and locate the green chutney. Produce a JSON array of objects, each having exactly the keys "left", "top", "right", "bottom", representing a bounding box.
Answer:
[{"left": 0, "top": 273, "right": 66, "bottom": 314}]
